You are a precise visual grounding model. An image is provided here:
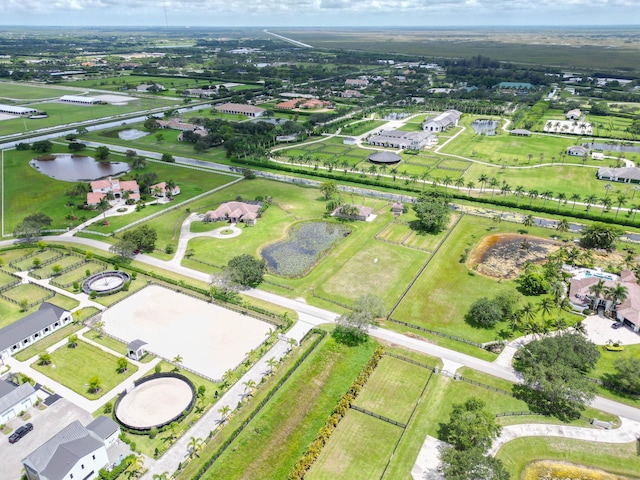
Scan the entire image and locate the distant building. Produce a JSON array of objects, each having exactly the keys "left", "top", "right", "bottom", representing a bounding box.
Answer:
[
  {"left": 149, "top": 182, "right": 180, "bottom": 198},
  {"left": 494, "top": 82, "right": 535, "bottom": 90},
  {"left": 565, "top": 108, "right": 581, "bottom": 120},
  {"left": 59, "top": 95, "right": 99, "bottom": 105},
  {"left": 22, "top": 417, "right": 120, "bottom": 480},
  {"left": 341, "top": 90, "right": 363, "bottom": 98},
  {"left": 343, "top": 137, "right": 357, "bottom": 145},
  {"left": 332, "top": 204, "right": 373, "bottom": 222},
  {"left": 566, "top": 145, "right": 589, "bottom": 157},
  {"left": 597, "top": 167, "right": 640, "bottom": 184},
  {"left": 0, "top": 104, "right": 38, "bottom": 116},
  {"left": 510, "top": 129, "right": 532, "bottom": 137},
  {"left": 391, "top": 203, "right": 404, "bottom": 215},
  {"left": 214, "top": 103, "right": 265, "bottom": 117},
  {"left": 136, "top": 83, "right": 165, "bottom": 93},
  {"left": 422, "top": 110, "right": 462, "bottom": 132},
  {"left": 592, "top": 152, "right": 605, "bottom": 161},
  {"left": 0, "top": 303, "right": 72, "bottom": 360},
  {"left": 345, "top": 78, "right": 368, "bottom": 88}
]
